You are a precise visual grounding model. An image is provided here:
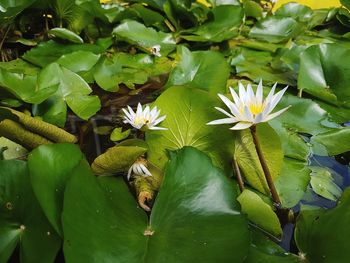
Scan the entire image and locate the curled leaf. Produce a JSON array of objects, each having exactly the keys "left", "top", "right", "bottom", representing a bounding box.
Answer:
[{"left": 91, "top": 145, "right": 147, "bottom": 176}]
